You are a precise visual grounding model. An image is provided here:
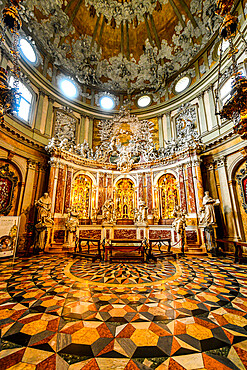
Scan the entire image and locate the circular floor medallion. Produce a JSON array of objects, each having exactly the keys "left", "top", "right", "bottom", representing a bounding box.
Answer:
[{"left": 66, "top": 260, "right": 180, "bottom": 286}]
